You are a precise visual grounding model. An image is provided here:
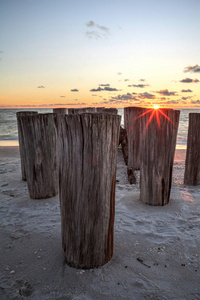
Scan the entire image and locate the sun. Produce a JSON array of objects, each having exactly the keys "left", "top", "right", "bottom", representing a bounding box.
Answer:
[{"left": 153, "top": 104, "right": 159, "bottom": 110}]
